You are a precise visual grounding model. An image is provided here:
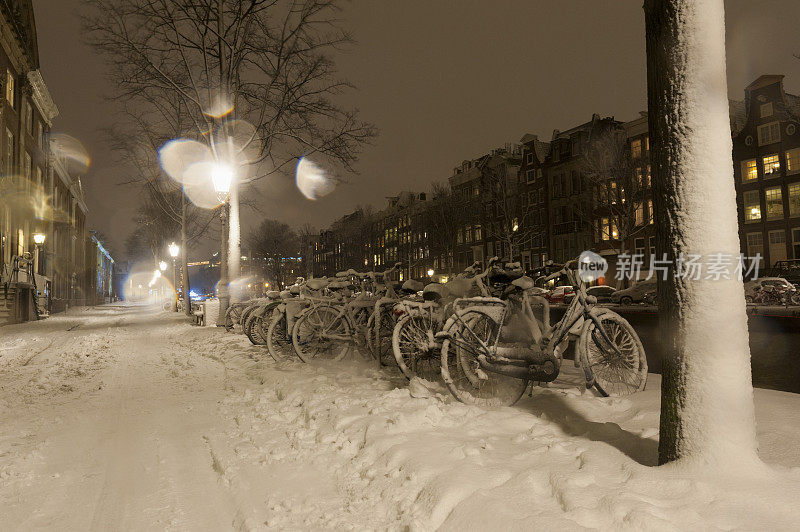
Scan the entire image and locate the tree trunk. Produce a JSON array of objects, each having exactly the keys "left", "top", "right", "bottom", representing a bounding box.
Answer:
[
  {"left": 644, "top": 0, "right": 758, "bottom": 466},
  {"left": 181, "top": 193, "right": 192, "bottom": 316}
]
